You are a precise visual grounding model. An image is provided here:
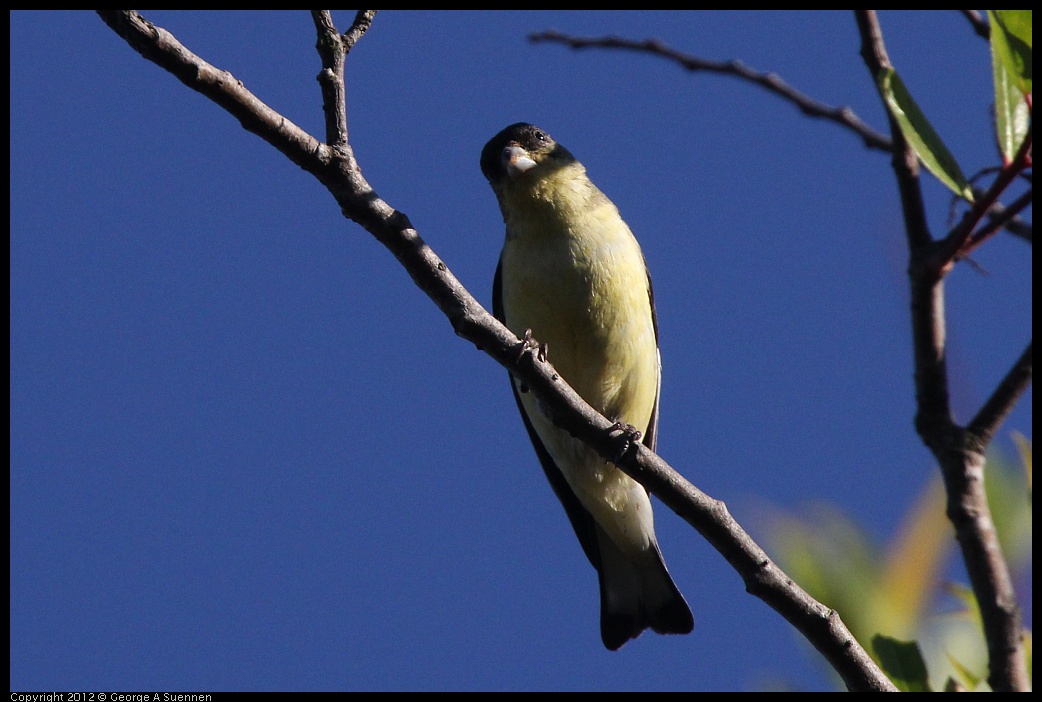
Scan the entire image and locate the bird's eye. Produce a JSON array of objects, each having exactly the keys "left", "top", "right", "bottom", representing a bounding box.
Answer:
[{"left": 534, "top": 130, "right": 548, "bottom": 142}]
